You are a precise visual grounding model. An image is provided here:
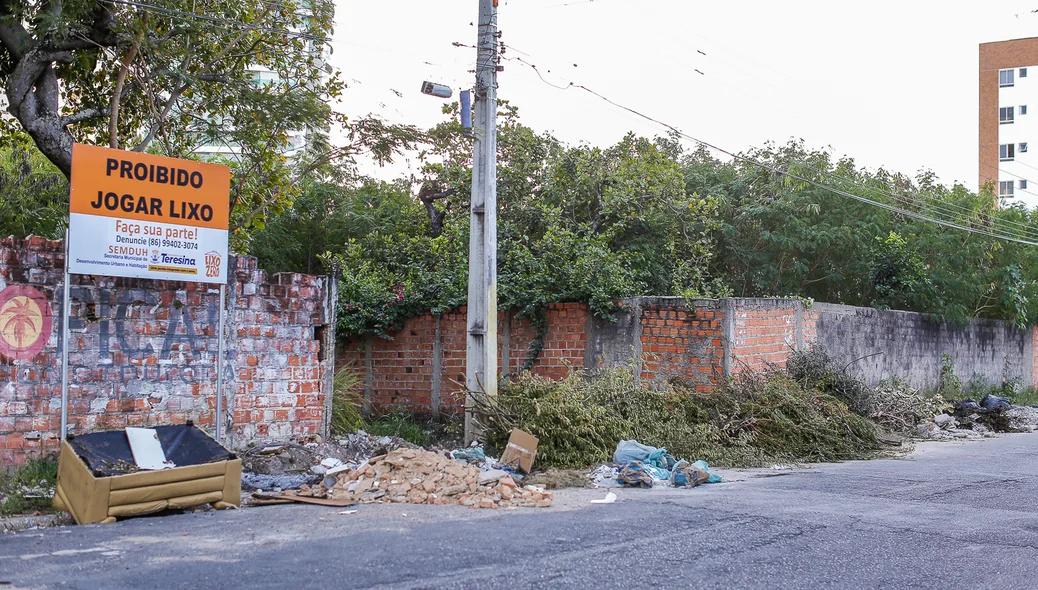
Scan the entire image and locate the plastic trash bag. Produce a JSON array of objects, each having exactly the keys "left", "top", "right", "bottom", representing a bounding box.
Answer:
[
  {"left": 670, "top": 460, "right": 722, "bottom": 486},
  {"left": 451, "top": 447, "right": 486, "bottom": 462},
  {"left": 614, "top": 440, "right": 659, "bottom": 465},
  {"left": 617, "top": 461, "right": 654, "bottom": 488},
  {"left": 691, "top": 460, "right": 722, "bottom": 484},
  {"left": 981, "top": 394, "right": 1011, "bottom": 410},
  {"left": 670, "top": 460, "right": 704, "bottom": 487},
  {"left": 958, "top": 398, "right": 982, "bottom": 412}
]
